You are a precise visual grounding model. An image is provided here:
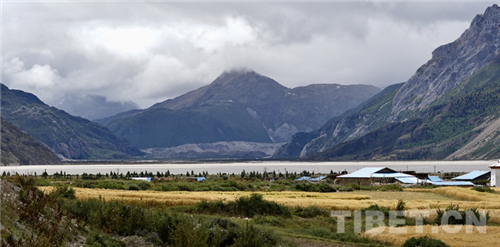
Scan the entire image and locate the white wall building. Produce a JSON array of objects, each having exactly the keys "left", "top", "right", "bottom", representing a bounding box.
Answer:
[{"left": 489, "top": 161, "right": 500, "bottom": 187}]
